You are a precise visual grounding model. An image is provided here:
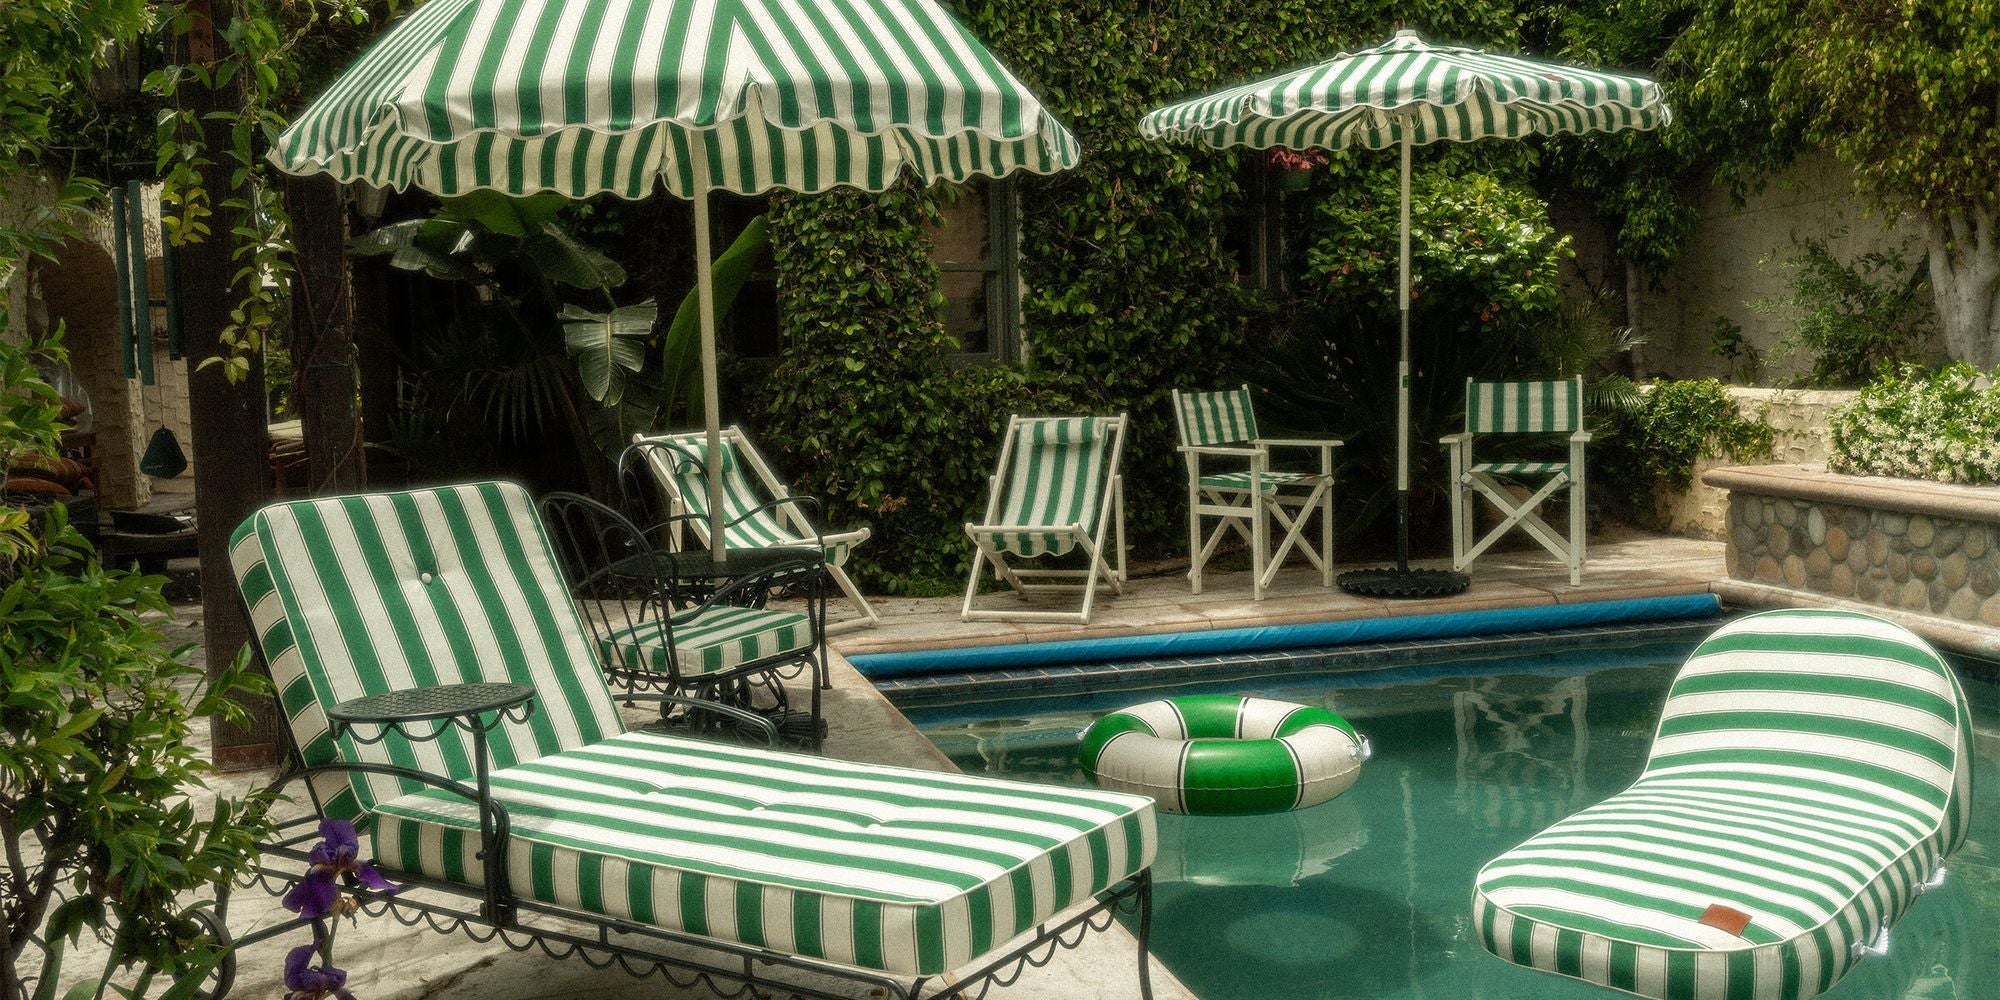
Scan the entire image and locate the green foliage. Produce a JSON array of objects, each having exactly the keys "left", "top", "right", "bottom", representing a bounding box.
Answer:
[
  {"left": 1597, "top": 378, "right": 1775, "bottom": 521},
  {"left": 0, "top": 335, "right": 273, "bottom": 1000},
  {"left": 1305, "top": 163, "right": 1573, "bottom": 337},
  {"left": 1829, "top": 363, "right": 2000, "bottom": 484},
  {"left": 1756, "top": 233, "right": 1937, "bottom": 387}
]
